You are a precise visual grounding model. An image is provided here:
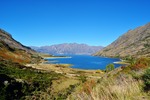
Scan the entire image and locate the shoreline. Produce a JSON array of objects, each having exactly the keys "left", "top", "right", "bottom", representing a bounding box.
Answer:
[
  {"left": 113, "top": 61, "right": 129, "bottom": 65},
  {"left": 44, "top": 56, "right": 72, "bottom": 59},
  {"left": 26, "top": 58, "right": 104, "bottom": 79},
  {"left": 39, "top": 53, "right": 72, "bottom": 59},
  {"left": 25, "top": 63, "right": 103, "bottom": 79}
]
